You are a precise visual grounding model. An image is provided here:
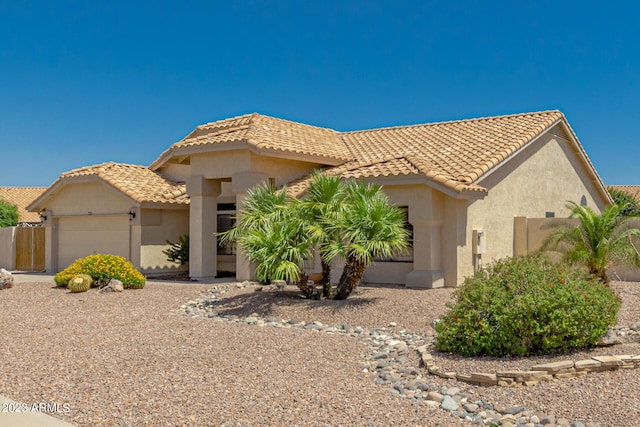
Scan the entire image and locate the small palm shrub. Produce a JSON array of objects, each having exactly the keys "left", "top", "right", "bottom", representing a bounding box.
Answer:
[
  {"left": 54, "top": 254, "right": 146, "bottom": 289},
  {"left": 67, "top": 274, "right": 92, "bottom": 293},
  {"left": 434, "top": 255, "right": 620, "bottom": 357},
  {"left": 163, "top": 234, "right": 189, "bottom": 265}
]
